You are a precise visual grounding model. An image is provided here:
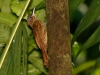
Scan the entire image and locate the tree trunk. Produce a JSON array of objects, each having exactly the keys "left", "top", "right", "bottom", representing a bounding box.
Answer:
[{"left": 46, "top": 0, "right": 72, "bottom": 75}]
